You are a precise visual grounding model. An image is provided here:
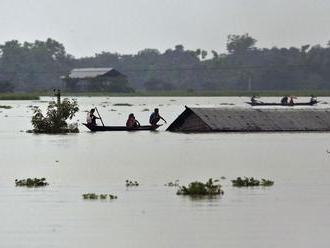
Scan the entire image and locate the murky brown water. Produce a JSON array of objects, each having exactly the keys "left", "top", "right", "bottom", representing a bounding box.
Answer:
[{"left": 1, "top": 96, "right": 330, "bottom": 248}]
